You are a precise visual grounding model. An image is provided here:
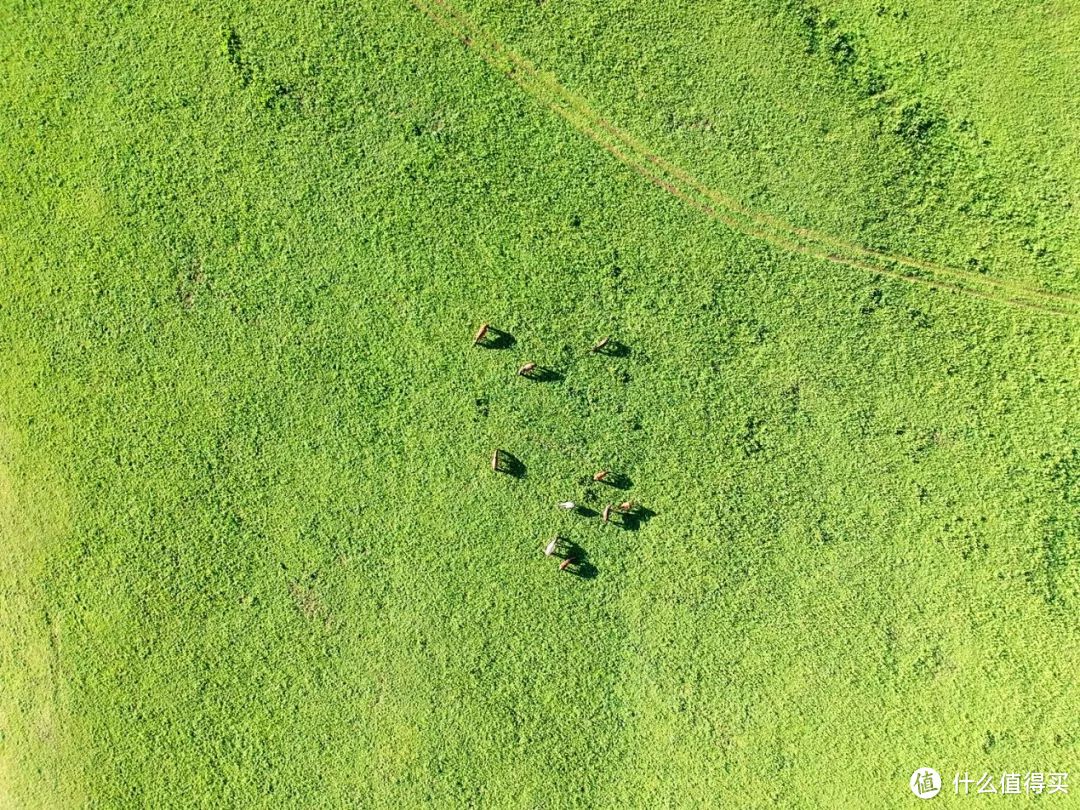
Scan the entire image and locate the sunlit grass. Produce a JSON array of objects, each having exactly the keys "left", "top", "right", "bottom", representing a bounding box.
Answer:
[{"left": 0, "top": 0, "right": 1076, "bottom": 806}]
